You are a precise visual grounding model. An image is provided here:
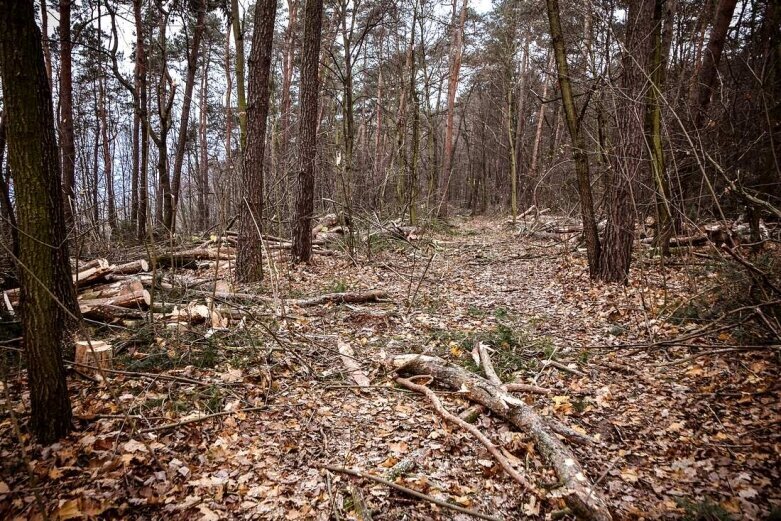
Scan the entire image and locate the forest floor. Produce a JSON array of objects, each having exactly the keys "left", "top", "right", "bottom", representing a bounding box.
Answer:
[{"left": 1, "top": 216, "right": 779, "bottom": 520}]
